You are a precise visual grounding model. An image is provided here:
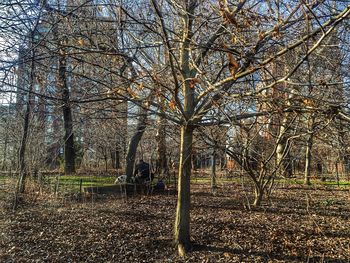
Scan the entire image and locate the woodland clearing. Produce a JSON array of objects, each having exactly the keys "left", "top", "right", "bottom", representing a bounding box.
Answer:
[{"left": 0, "top": 179, "right": 349, "bottom": 262}]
